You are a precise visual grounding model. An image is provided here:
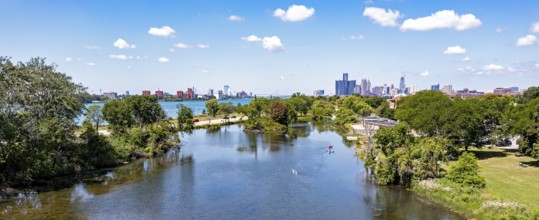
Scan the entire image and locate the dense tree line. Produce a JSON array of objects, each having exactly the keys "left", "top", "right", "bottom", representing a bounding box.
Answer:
[
  {"left": 0, "top": 57, "right": 108, "bottom": 185},
  {"left": 0, "top": 57, "right": 185, "bottom": 187}
]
